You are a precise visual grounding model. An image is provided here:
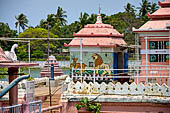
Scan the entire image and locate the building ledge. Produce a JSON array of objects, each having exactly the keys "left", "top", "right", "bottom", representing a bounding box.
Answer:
[{"left": 62, "top": 94, "right": 170, "bottom": 104}]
